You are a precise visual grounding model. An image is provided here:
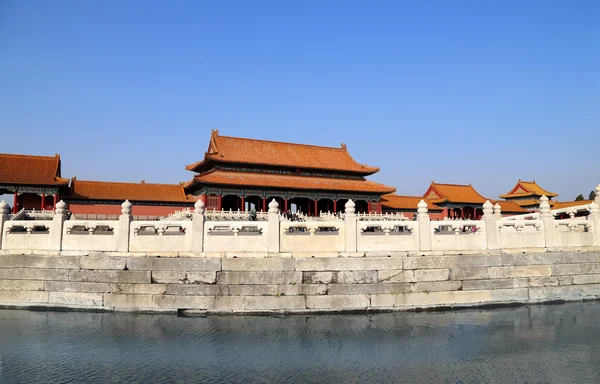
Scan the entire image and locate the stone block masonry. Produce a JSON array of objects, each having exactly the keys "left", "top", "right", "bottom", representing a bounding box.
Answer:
[{"left": 2, "top": 250, "right": 600, "bottom": 314}]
